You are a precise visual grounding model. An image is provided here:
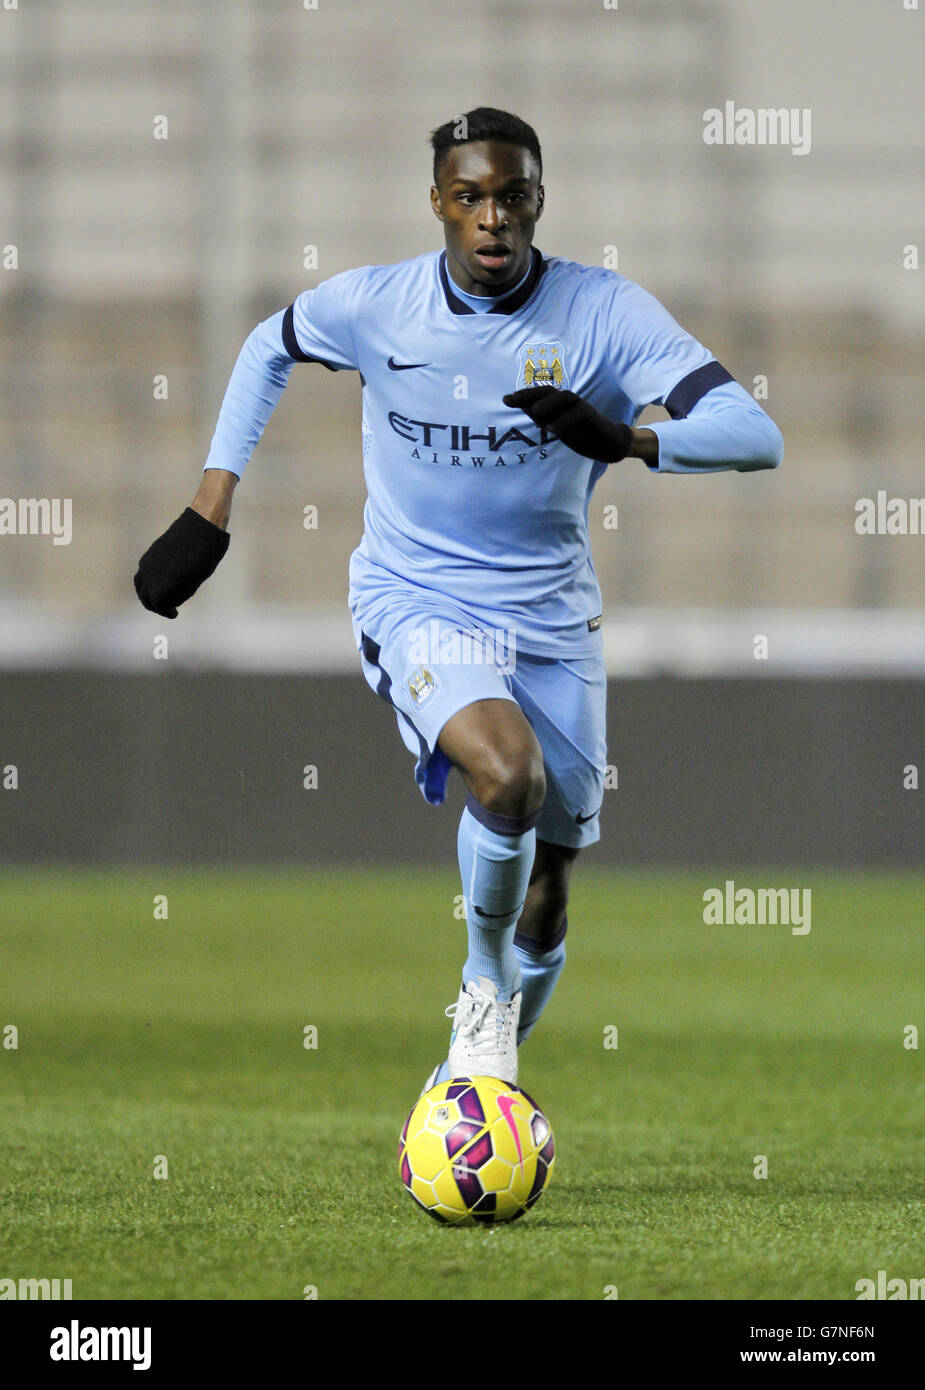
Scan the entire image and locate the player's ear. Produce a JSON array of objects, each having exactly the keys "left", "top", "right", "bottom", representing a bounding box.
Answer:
[
  {"left": 430, "top": 185, "right": 444, "bottom": 222},
  {"left": 535, "top": 184, "right": 545, "bottom": 220}
]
